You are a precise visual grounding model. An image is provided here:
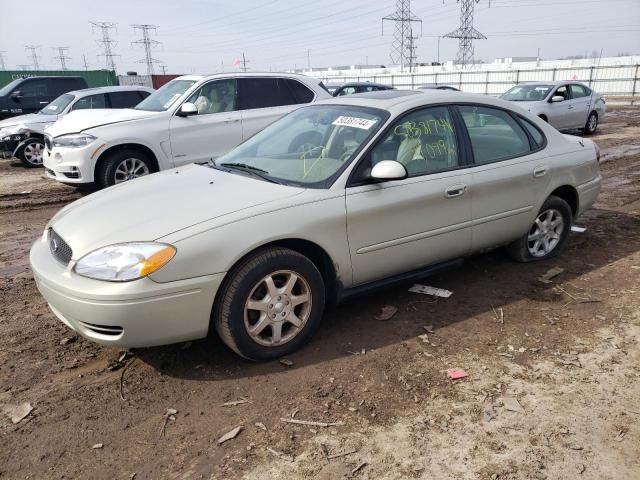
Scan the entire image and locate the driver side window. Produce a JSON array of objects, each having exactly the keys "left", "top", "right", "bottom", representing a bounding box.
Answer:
[
  {"left": 186, "top": 79, "right": 237, "bottom": 115},
  {"left": 368, "top": 106, "right": 459, "bottom": 176},
  {"left": 554, "top": 85, "right": 568, "bottom": 100}
]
